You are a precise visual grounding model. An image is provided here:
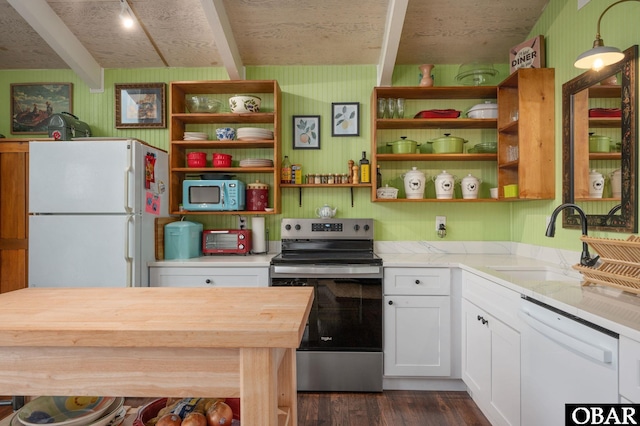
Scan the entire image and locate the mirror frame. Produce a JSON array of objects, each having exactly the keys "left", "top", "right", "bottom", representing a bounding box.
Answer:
[{"left": 562, "top": 45, "right": 638, "bottom": 233}]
